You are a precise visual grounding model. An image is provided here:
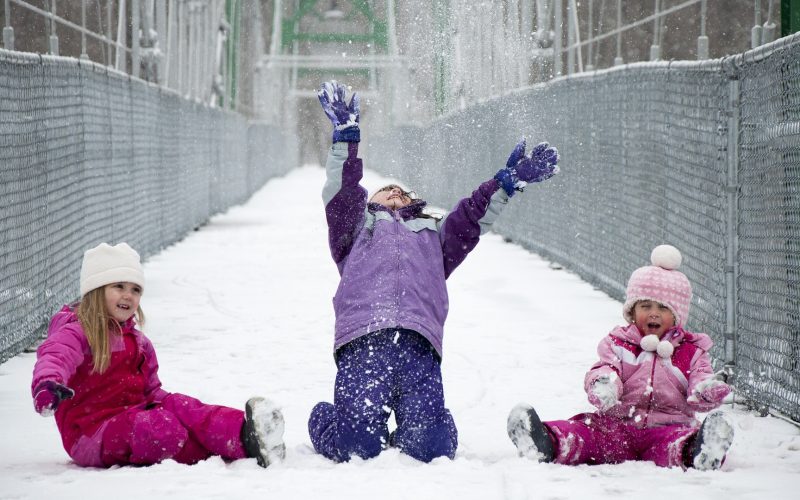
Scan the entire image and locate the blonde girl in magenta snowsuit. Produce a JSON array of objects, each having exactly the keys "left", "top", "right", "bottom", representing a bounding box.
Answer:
[
  {"left": 31, "top": 242, "right": 285, "bottom": 468},
  {"left": 507, "top": 245, "right": 735, "bottom": 470}
]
